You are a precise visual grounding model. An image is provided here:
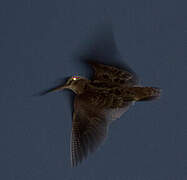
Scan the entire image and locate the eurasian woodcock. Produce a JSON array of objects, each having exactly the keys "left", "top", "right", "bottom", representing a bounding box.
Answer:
[{"left": 39, "top": 61, "right": 161, "bottom": 167}]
